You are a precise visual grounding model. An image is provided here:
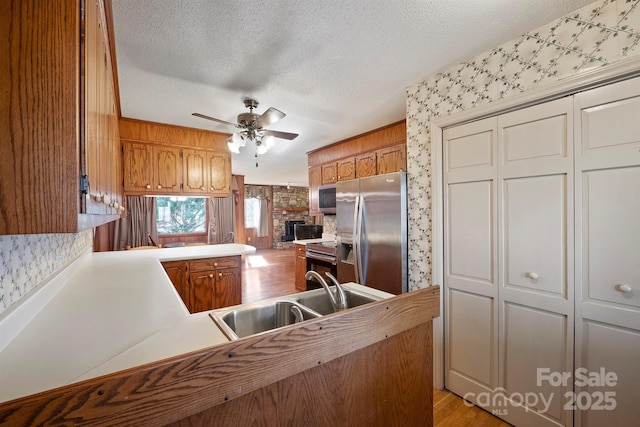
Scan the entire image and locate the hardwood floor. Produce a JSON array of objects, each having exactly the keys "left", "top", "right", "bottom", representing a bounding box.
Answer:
[
  {"left": 242, "top": 248, "right": 297, "bottom": 304},
  {"left": 242, "top": 249, "right": 510, "bottom": 426},
  {"left": 434, "top": 388, "right": 512, "bottom": 427}
]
